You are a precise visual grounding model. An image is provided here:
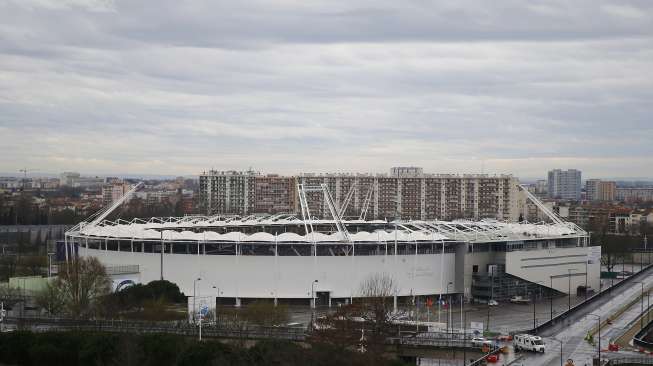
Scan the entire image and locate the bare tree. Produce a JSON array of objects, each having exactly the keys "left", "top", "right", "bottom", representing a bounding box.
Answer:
[
  {"left": 34, "top": 280, "right": 66, "bottom": 316},
  {"left": 311, "top": 273, "right": 399, "bottom": 355},
  {"left": 0, "top": 285, "right": 22, "bottom": 308},
  {"left": 57, "top": 257, "right": 112, "bottom": 318},
  {"left": 359, "top": 272, "right": 398, "bottom": 322}
]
